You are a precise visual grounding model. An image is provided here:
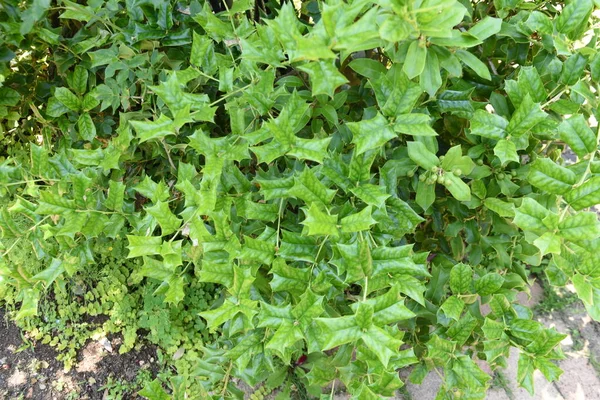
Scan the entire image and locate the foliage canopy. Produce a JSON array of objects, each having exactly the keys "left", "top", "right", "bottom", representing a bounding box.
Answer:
[{"left": 2, "top": 0, "right": 600, "bottom": 398}]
